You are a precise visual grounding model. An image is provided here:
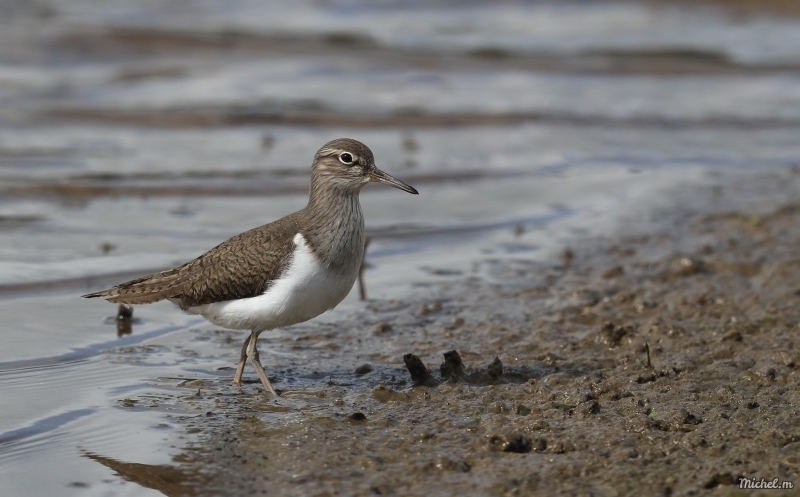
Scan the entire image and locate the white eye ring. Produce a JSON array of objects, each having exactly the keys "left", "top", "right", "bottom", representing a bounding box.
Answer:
[{"left": 339, "top": 152, "right": 354, "bottom": 165}]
